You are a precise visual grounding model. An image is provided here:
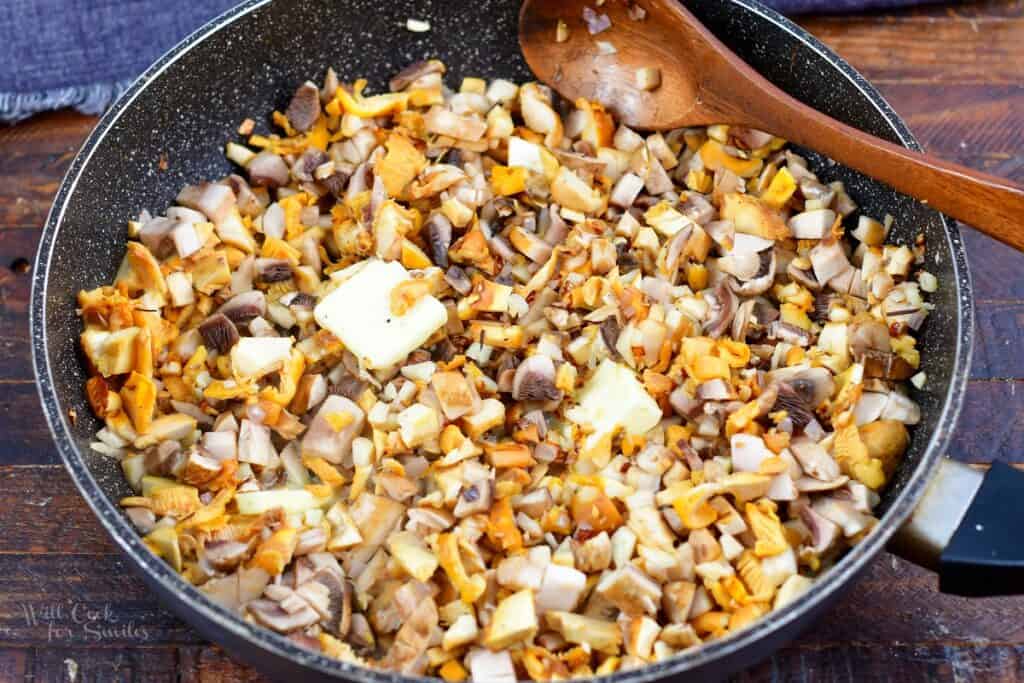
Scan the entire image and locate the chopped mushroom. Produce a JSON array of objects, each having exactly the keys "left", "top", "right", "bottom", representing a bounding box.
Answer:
[{"left": 82, "top": 60, "right": 932, "bottom": 679}]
